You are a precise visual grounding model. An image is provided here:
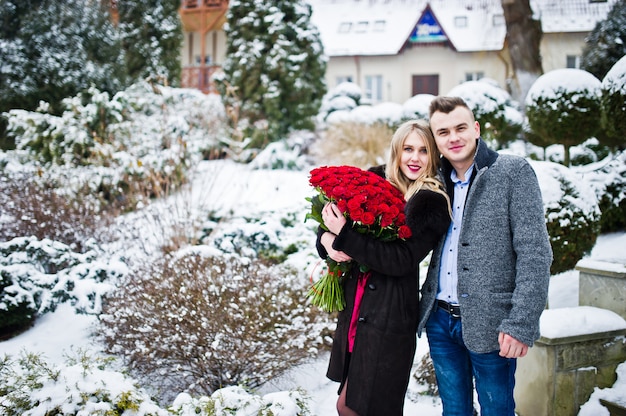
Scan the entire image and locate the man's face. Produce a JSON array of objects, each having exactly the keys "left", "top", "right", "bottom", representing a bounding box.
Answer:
[{"left": 430, "top": 106, "right": 480, "bottom": 172}]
